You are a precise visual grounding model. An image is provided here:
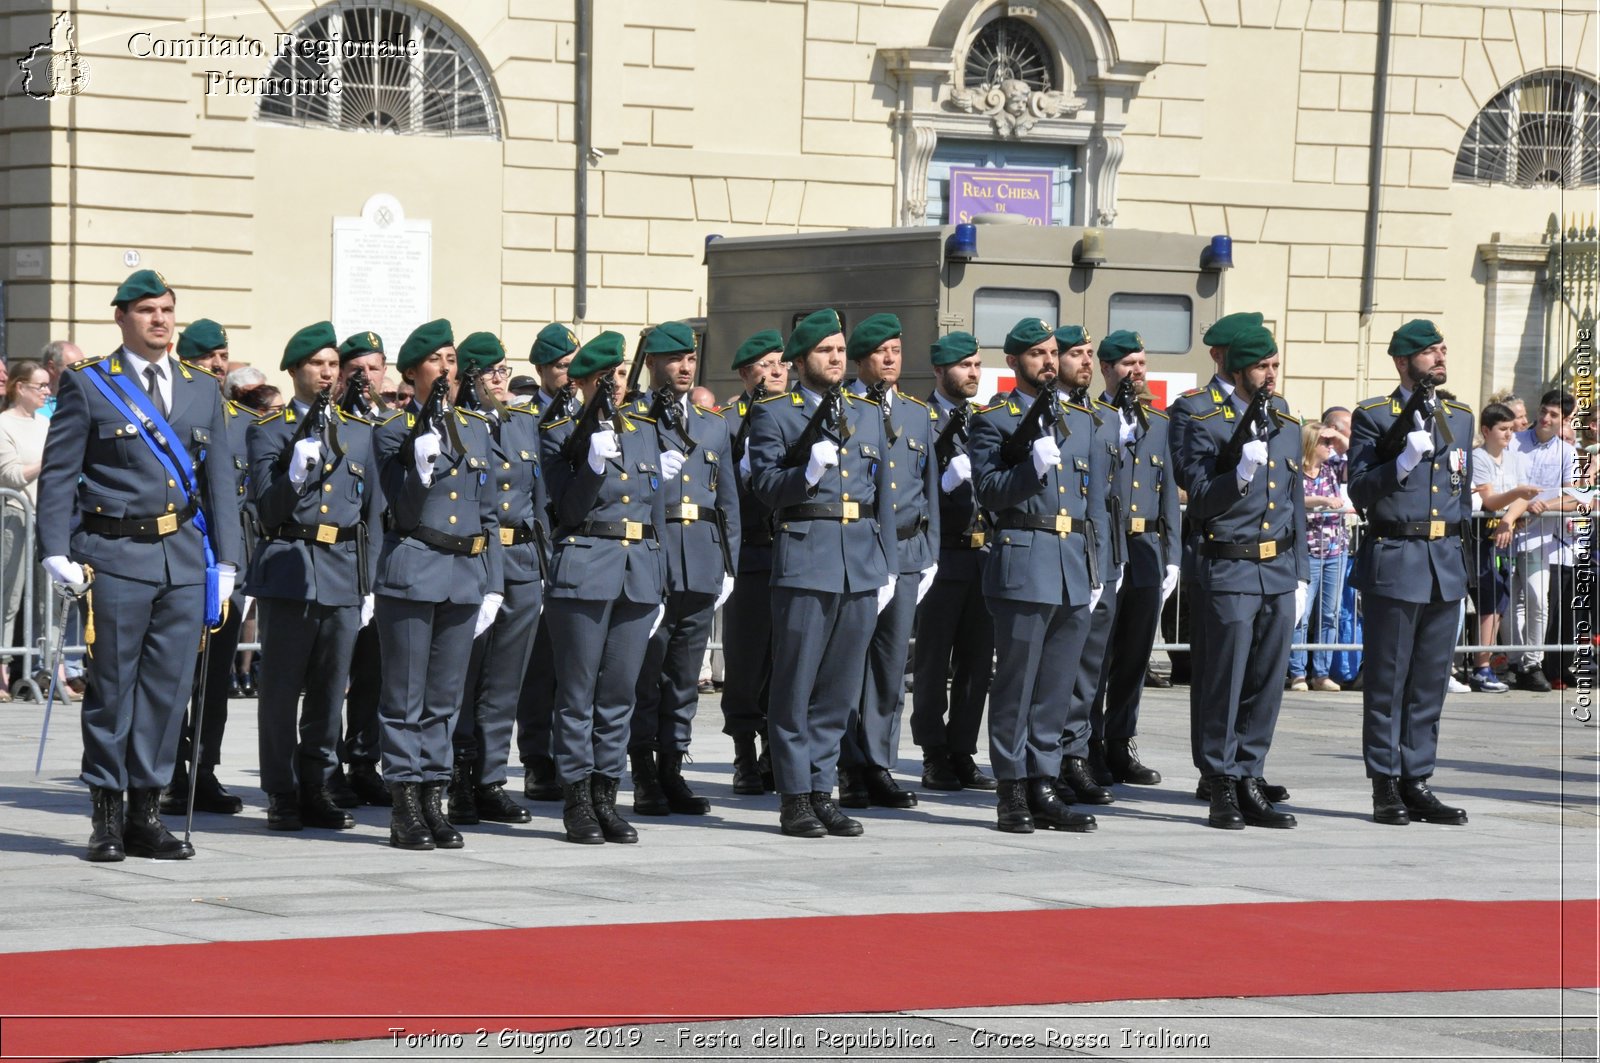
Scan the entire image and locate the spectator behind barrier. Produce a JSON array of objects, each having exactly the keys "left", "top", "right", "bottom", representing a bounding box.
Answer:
[
  {"left": 1288, "top": 420, "right": 1350, "bottom": 692},
  {"left": 0, "top": 360, "right": 51, "bottom": 701}
]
